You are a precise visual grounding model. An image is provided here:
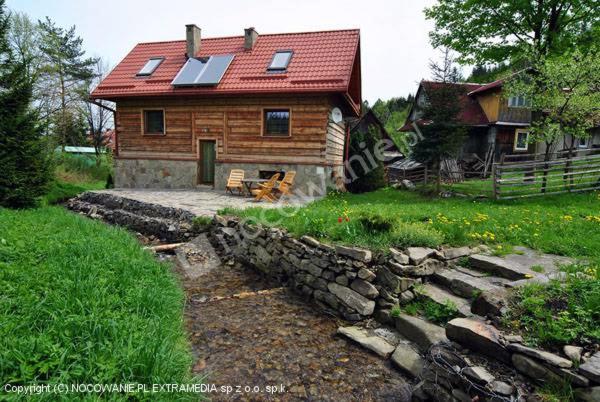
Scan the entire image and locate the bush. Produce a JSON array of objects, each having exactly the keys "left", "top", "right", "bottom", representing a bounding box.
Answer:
[{"left": 358, "top": 212, "right": 397, "bottom": 233}]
